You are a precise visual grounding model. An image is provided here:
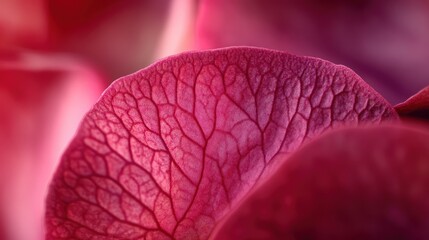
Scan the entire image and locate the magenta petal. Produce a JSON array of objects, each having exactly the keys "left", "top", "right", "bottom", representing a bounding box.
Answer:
[
  {"left": 395, "top": 85, "right": 429, "bottom": 121},
  {"left": 213, "top": 124, "right": 429, "bottom": 239},
  {"left": 45, "top": 47, "right": 397, "bottom": 239}
]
